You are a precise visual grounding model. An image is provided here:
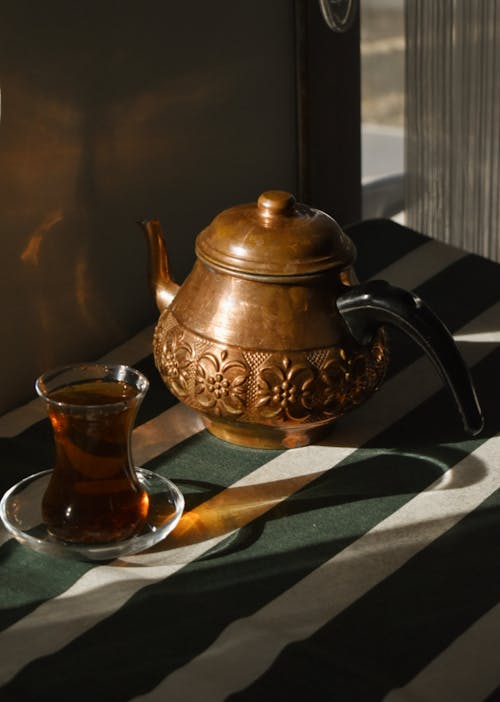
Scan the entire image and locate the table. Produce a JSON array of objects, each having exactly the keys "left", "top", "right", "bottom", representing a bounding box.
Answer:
[{"left": 1, "top": 219, "right": 499, "bottom": 702}]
